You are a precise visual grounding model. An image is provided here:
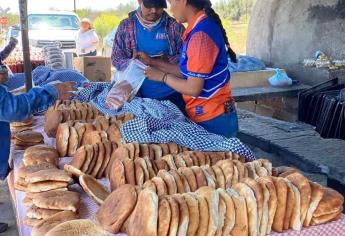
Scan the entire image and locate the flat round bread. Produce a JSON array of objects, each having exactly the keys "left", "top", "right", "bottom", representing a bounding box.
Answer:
[
  {"left": 304, "top": 181, "right": 325, "bottom": 227},
  {"left": 81, "top": 145, "right": 94, "bottom": 173},
  {"left": 31, "top": 211, "right": 78, "bottom": 236},
  {"left": 71, "top": 146, "right": 87, "bottom": 170},
  {"left": 27, "top": 181, "right": 69, "bottom": 193},
  {"left": 196, "top": 187, "right": 219, "bottom": 236},
  {"left": 216, "top": 160, "right": 234, "bottom": 188},
  {"left": 192, "top": 192, "right": 208, "bottom": 236},
  {"left": 151, "top": 177, "right": 168, "bottom": 196},
  {"left": 18, "top": 163, "right": 57, "bottom": 179},
  {"left": 180, "top": 152, "right": 193, "bottom": 168},
  {"left": 122, "top": 158, "right": 136, "bottom": 185},
  {"left": 24, "top": 216, "right": 42, "bottom": 227},
  {"left": 183, "top": 193, "right": 200, "bottom": 236},
  {"left": 271, "top": 177, "right": 288, "bottom": 233},
  {"left": 15, "top": 130, "right": 43, "bottom": 143},
  {"left": 46, "top": 219, "right": 106, "bottom": 236},
  {"left": 174, "top": 169, "right": 191, "bottom": 193},
  {"left": 24, "top": 145, "right": 58, "bottom": 158},
  {"left": 159, "top": 143, "right": 170, "bottom": 156},
  {"left": 158, "top": 170, "right": 177, "bottom": 195},
  {"left": 158, "top": 197, "right": 171, "bottom": 236},
  {"left": 139, "top": 144, "right": 150, "bottom": 158},
  {"left": 67, "top": 127, "right": 79, "bottom": 157},
  {"left": 135, "top": 158, "right": 150, "bottom": 182},
  {"left": 233, "top": 183, "right": 258, "bottom": 236},
  {"left": 166, "top": 196, "right": 179, "bottom": 236},
  {"left": 178, "top": 167, "right": 198, "bottom": 192},
  {"left": 86, "top": 143, "right": 99, "bottom": 175},
  {"left": 128, "top": 188, "right": 158, "bottom": 236},
  {"left": 212, "top": 165, "right": 226, "bottom": 189},
  {"left": 217, "top": 188, "right": 236, "bottom": 236},
  {"left": 168, "top": 169, "right": 185, "bottom": 194},
  {"left": 97, "top": 141, "right": 113, "bottom": 179},
  {"left": 96, "top": 184, "right": 137, "bottom": 234},
  {"left": 91, "top": 142, "right": 105, "bottom": 177},
  {"left": 134, "top": 161, "right": 145, "bottom": 187},
  {"left": 191, "top": 166, "right": 208, "bottom": 189},
  {"left": 64, "top": 164, "right": 84, "bottom": 177},
  {"left": 189, "top": 152, "right": 200, "bottom": 166},
  {"left": 161, "top": 154, "right": 178, "bottom": 170},
  {"left": 80, "top": 174, "right": 110, "bottom": 205},
  {"left": 201, "top": 166, "right": 217, "bottom": 189},
  {"left": 256, "top": 177, "right": 278, "bottom": 235},
  {"left": 56, "top": 123, "right": 70, "bottom": 157},
  {"left": 144, "top": 157, "right": 156, "bottom": 179},
  {"left": 233, "top": 160, "right": 246, "bottom": 181},
  {"left": 194, "top": 151, "right": 207, "bottom": 166},
  {"left": 173, "top": 154, "right": 187, "bottom": 169},
  {"left": 172, "top": 194, "right": 190, "bottom": 236},
  {"left": 167, "top": 142, "right": 179, "bottom": 154},
  {"left": 25, "top": 169, "right": 72, "bottom": 184},
  {"left": 227, "top": 188, "right": 248, "bottom": 236},
  {"left": 32, "top": 190, "right": 80, "bottom": 212},
  {"left": 110, "top": 159, "right": 126, "bottom": 191},
  {"left": 143, "top": 180, "right": 157, "bottom": 193},
  {"left": 26, "top": 206, "right": 62, "bottom": 220},
  {"left": 150, "top": 144, "right": 163, "bottom": 160}
]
